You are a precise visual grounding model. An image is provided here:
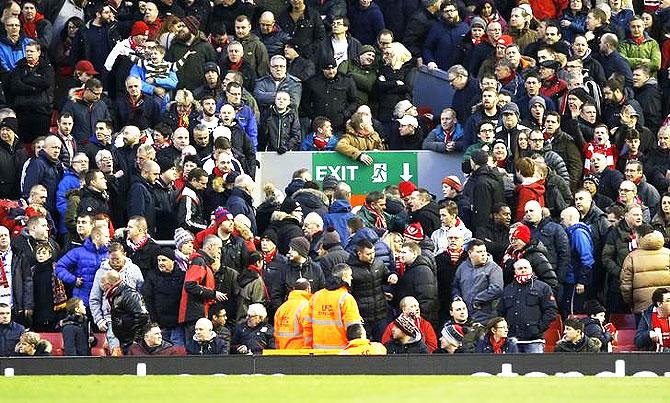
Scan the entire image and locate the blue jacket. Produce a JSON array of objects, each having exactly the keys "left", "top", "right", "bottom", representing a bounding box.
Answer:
[
  {"left": 128, "top": 176, "right": 157, "bottom": 237},
  {"left": 565, "top": 222, "right": 594, "bottom": 285},
  {"left": 423, "top": 20, "right": 469, "bottom": 71},
  {"left": 635, "top": 304, "right": 659, "bottom": 351},
  {"left": 56, "top": 168, "right": 81, "bottom": 235},
  {"left": 348, "top": 2, "right": 386, "bottom": 46},
  {"left": 497, "top": 277, "right": 558, "bottom": 341},
  {"left": 22, "top": 150, "right": 62, "bottom": 216},
  {"left": 55, "top": 237, "right": 109, "bottom": 306},
  {"left": 422, "top": 124, "right": 463, "bottom": 153},
  {"left": 611, "top": 9, "right": 634, "bottom": 34},
  {"left": 559, "top": 10, "right": 587, "bottom": 43},
  {"left": 234, "top": 104, "right": 258, "bottom": 150},
  {"left": 475, "top": 335, "right": 519, "bottom": 353},
  {"left": 0, "top": 36, "right": 30, "bottom": 72},
  {"left": 0, "top": 321, "right": 25, "bottom": 356},
  {"left": 225, "top": 187, "right": 257, "bottom": 234},
  {"left": 346, "top": 227, "right": 394, "bottom": 273},
  {"left": 599, "top": 51, "right": 633, "bottom": 88},
  {"left": 323, "top": 199, "right": 356, "bottom": 246},
  {"left": 300, "top": 132, "right": 339, "bottom": 151}
]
